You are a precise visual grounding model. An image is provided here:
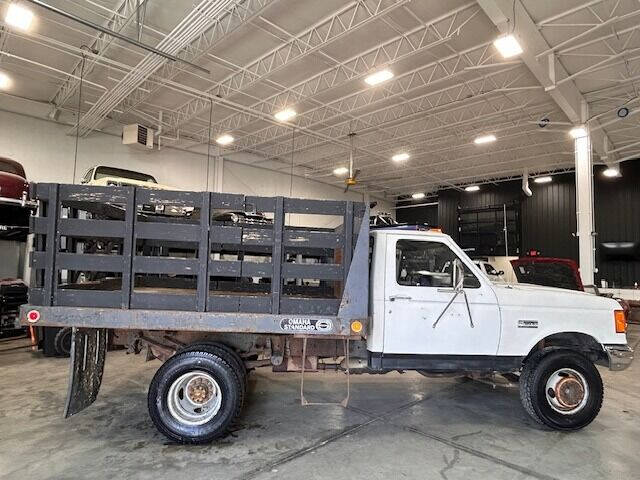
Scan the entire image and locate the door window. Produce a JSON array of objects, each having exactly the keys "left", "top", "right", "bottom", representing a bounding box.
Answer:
[{"left": 396, "top": 240, "right": 480, "bottom": 288}]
